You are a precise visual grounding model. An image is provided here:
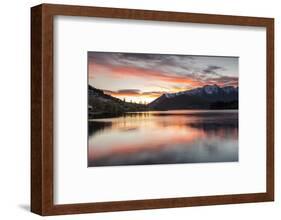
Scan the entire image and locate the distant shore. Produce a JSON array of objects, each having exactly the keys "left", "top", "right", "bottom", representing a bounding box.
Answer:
[{"left": 88, "top": 107, "right": 238, "bottom": 119}]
